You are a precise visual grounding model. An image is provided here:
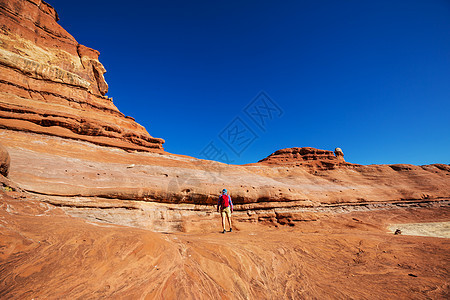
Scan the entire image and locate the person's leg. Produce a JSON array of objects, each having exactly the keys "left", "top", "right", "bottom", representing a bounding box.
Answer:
[
  {"left": 227, "top": 207, "right": 231, "bottom": 231},
  {"left": 221, "top": 211, "right": 226, "bottom": 232},
  {"left": 227, "top": 211, "right": 232, "bottom": 231}
]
